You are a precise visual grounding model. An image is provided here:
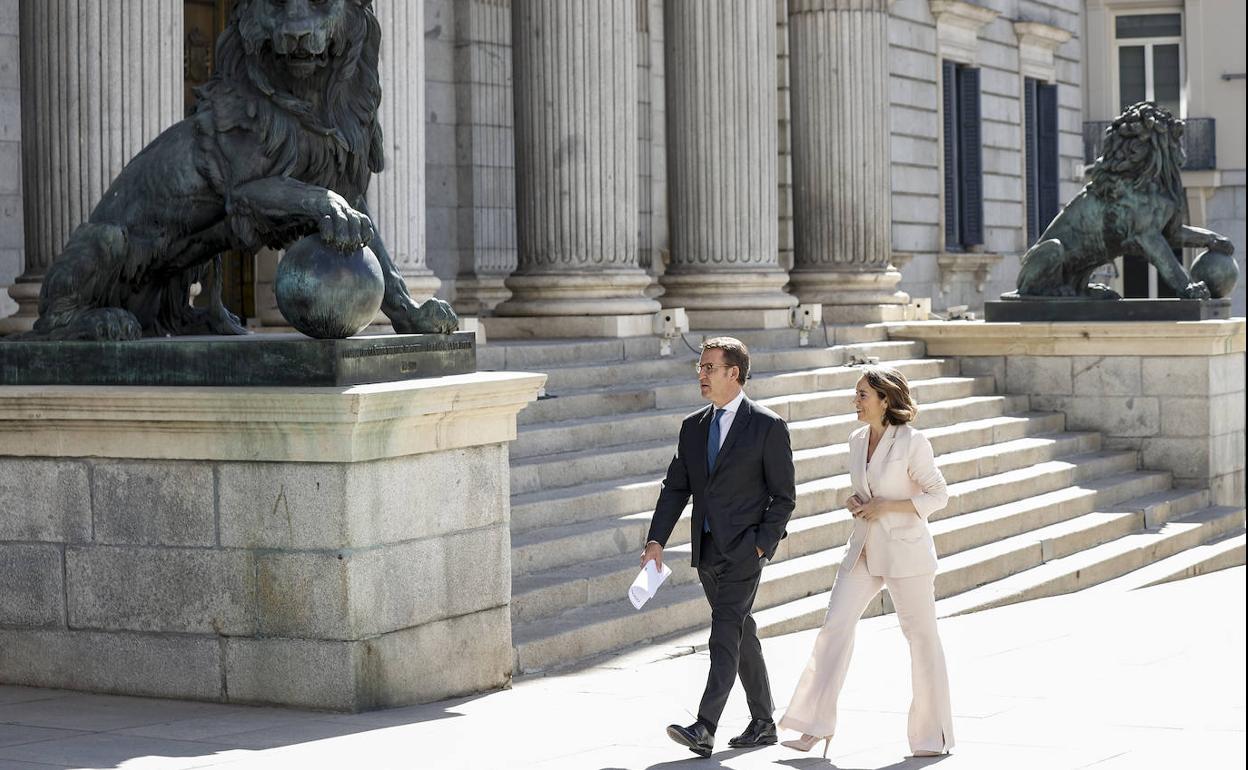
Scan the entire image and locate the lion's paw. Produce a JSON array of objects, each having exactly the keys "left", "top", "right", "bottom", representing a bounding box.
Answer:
[
  {"left": 390, "top": 297, "right": 459, "bottom": 335},
  {"left": 1179, "top": 281, "right": 1211, "bottom": 300}
]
